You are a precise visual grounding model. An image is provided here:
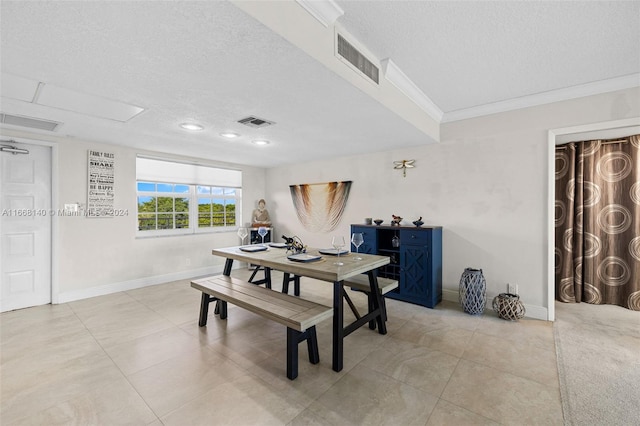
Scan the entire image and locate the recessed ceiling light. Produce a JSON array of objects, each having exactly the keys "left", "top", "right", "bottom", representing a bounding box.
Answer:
[
  {"left": 252, "top": 140, "right": 270, "bottom": 146},
  {"left": 220, "top": 132, "right": 240, "bottom": 138},
  {"left": 179, "top": 122, "right": 204, "bottom": 131}
]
